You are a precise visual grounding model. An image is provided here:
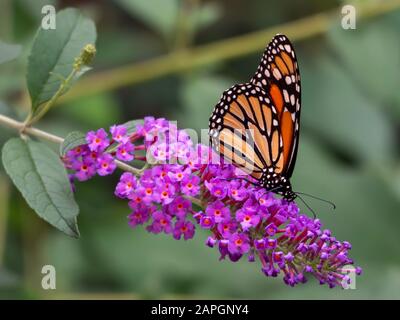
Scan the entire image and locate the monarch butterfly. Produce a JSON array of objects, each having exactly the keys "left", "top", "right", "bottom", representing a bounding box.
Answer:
[{"left": 209, "top": 34, "right": 301, "bottom": 202}]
